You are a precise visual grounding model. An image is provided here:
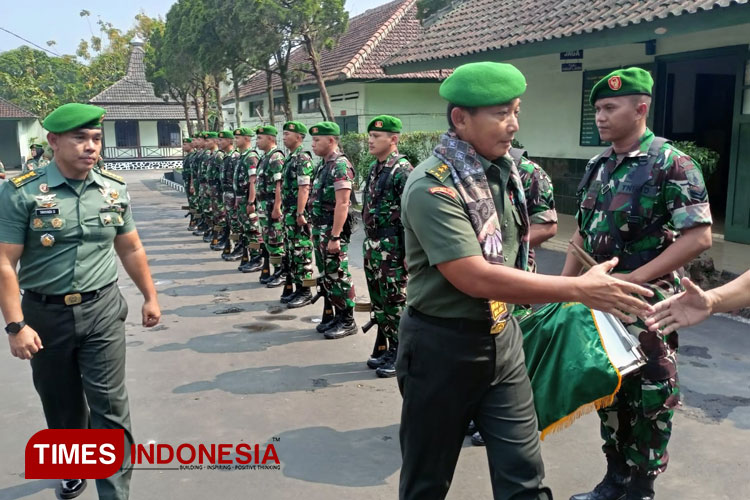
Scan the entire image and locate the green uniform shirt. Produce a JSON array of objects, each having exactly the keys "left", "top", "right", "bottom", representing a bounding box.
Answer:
[
  {"left": 0, "top": 162, "right": 135, "bottom": 294},
  {"left": 401, "top": 155, "right": 521, "bottom": 319}
]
